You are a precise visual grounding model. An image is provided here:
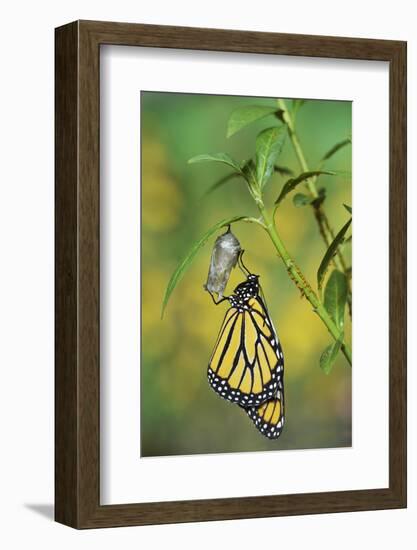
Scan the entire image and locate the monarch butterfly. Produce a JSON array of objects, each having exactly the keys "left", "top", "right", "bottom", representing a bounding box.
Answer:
[{"left": 207, "top": 253, "right": 285, "bottom": 437}]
